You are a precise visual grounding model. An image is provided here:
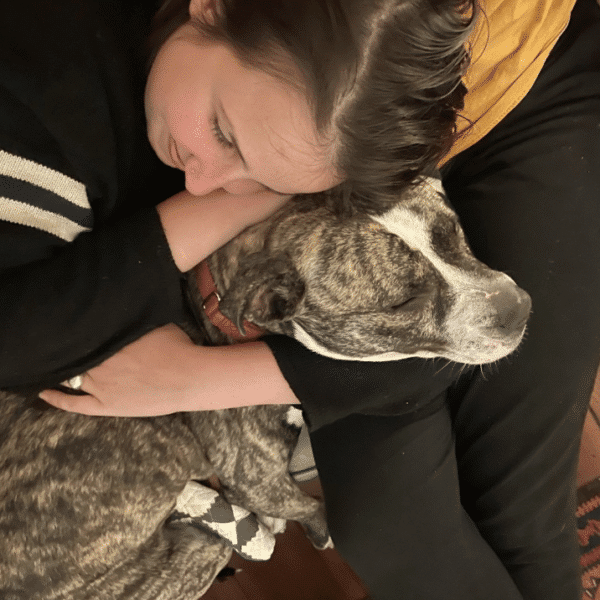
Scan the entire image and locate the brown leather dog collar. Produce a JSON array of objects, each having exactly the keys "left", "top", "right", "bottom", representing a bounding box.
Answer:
[{"left": 197, "top": 259, "right": 265, "bottom": 341}]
